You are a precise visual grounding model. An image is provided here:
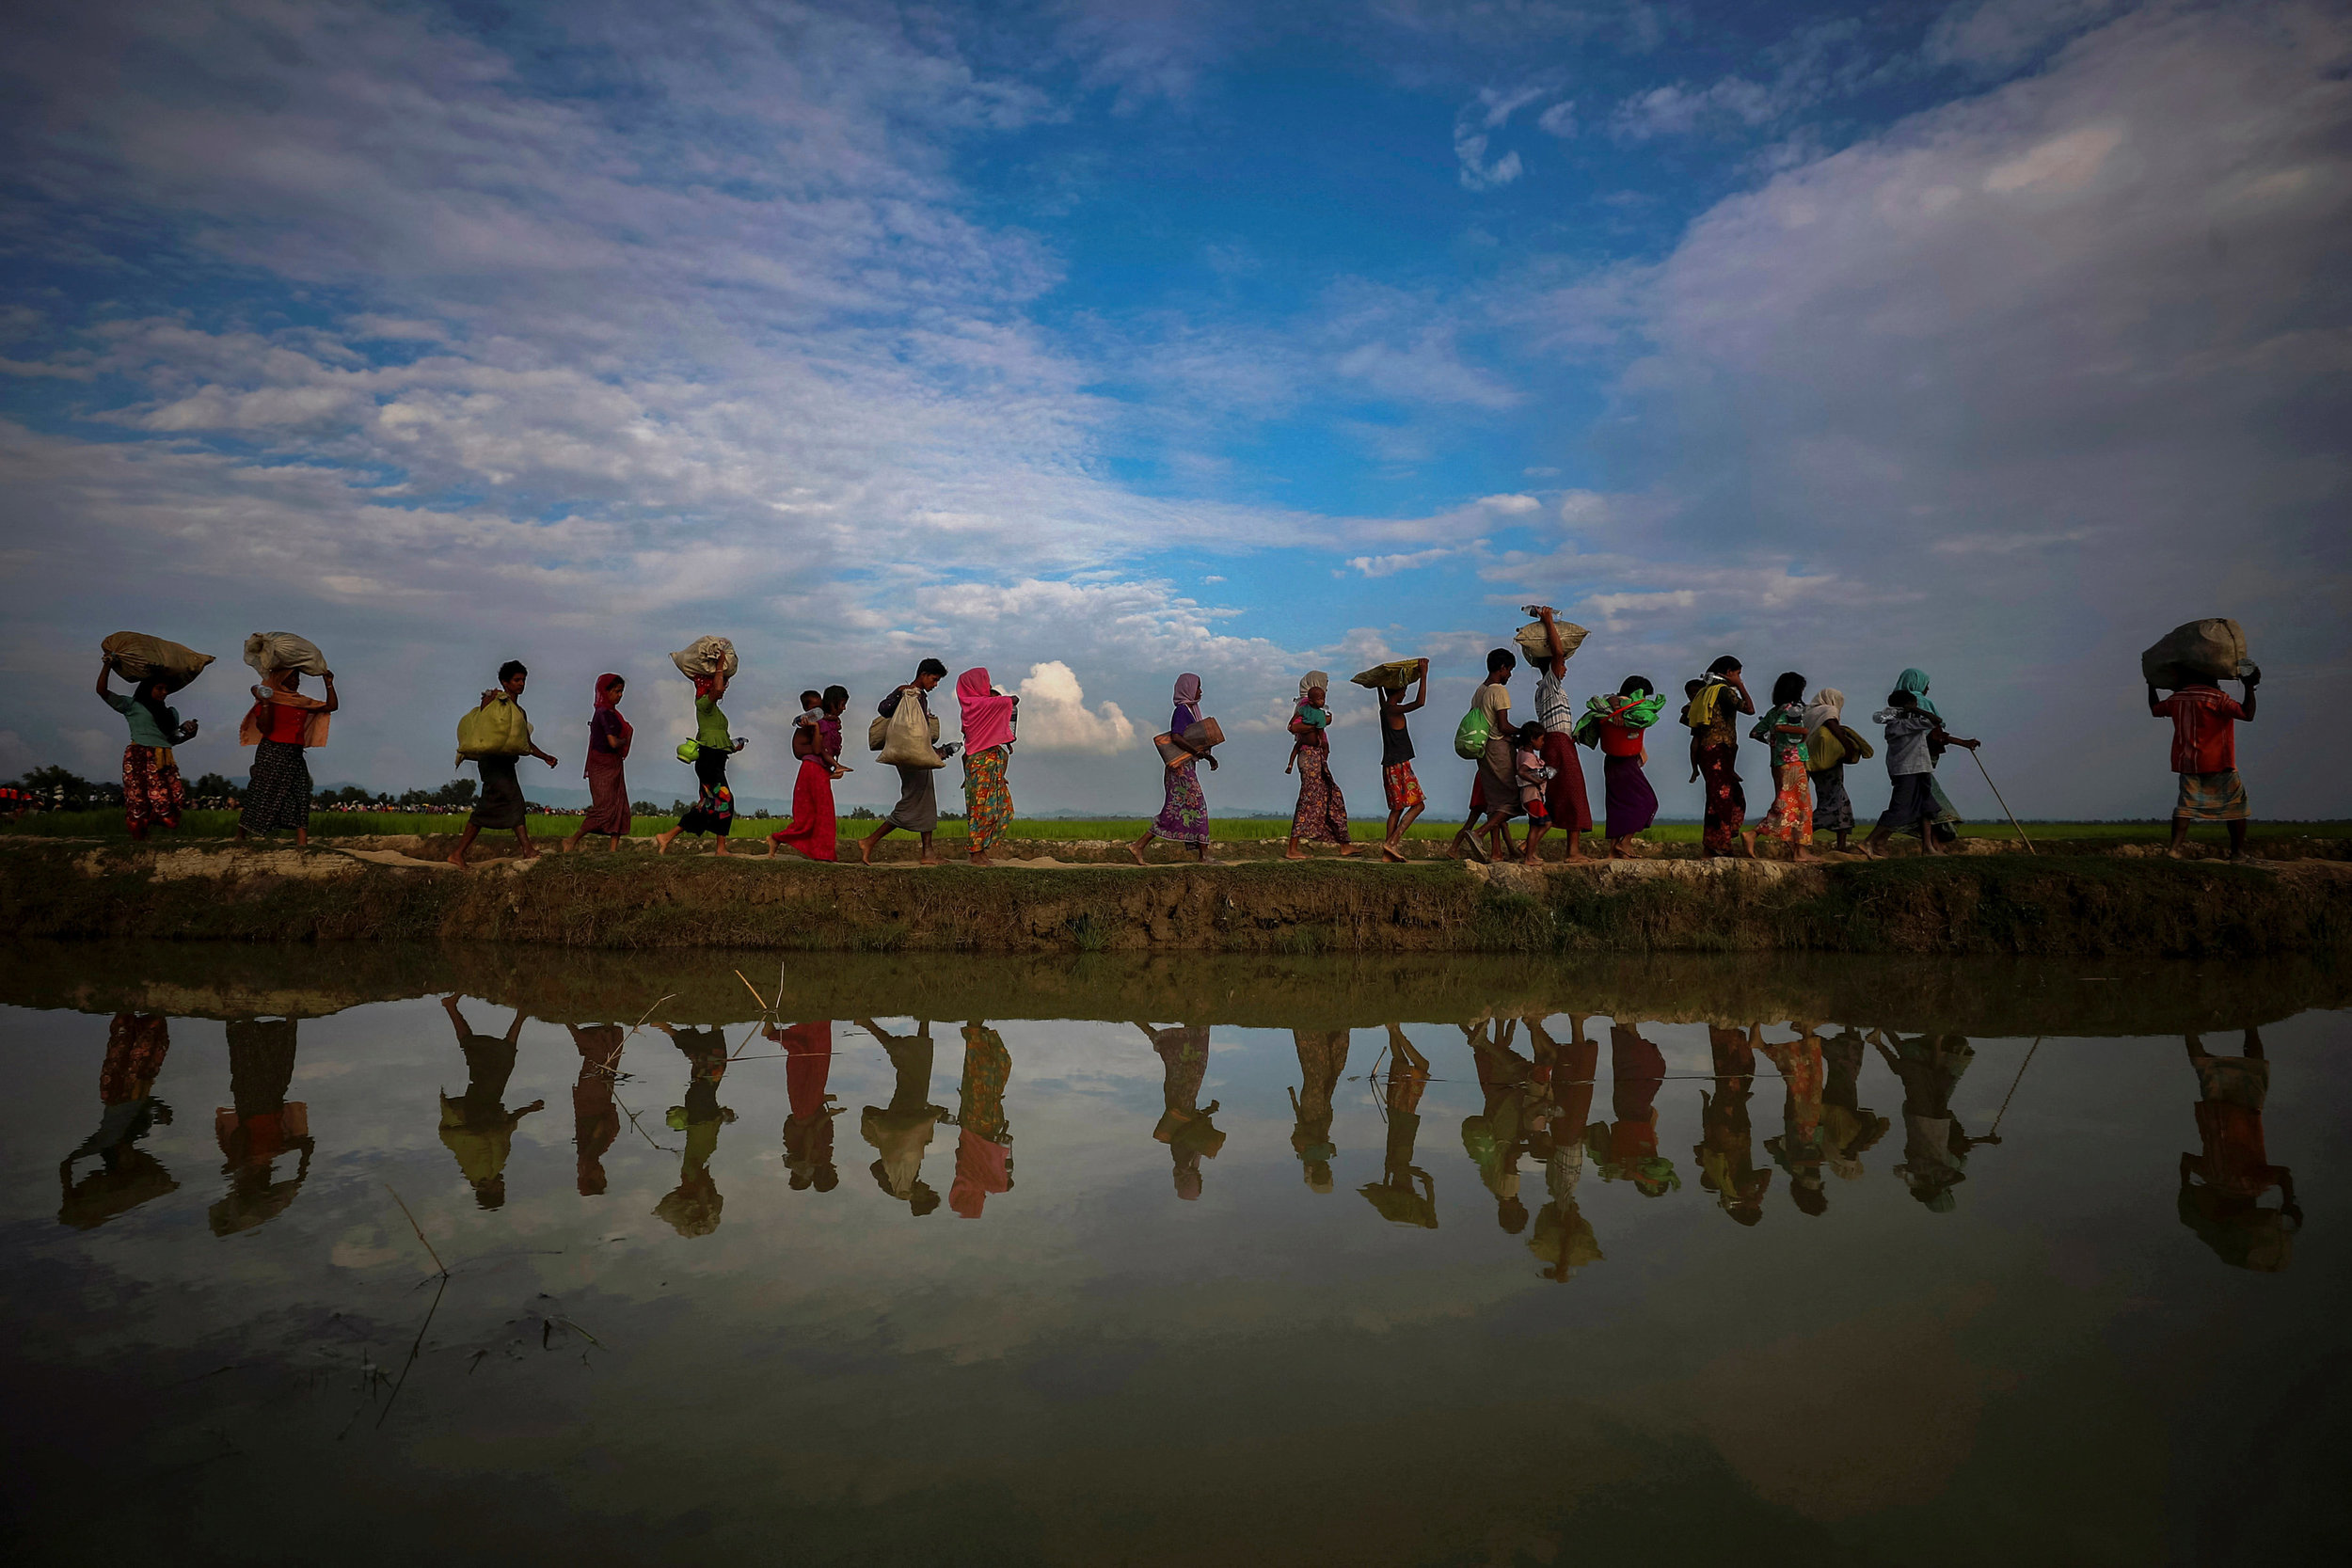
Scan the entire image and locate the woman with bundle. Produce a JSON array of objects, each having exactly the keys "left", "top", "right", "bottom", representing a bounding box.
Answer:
[
  {"left": 656, "top": 667, "right": 745, "bottom": 855},
  {"left": 234, "top": 665, "right": 338, "bottom": 846},
  {"left": 564, "top": 673, "right": 632, "bottom": 853},
  {"left": 95, "top": 657, "right": 199, "bottom": 841},
  {"left": 957, "top": 668, "right": 1018, "bottom": 866},
  {"left": 1803, "top": 688, "right": 1868, "bottom": 852},
  {"left": 1285, "top": 671, "right": 1361, "bottom": 859},
  {"left": 1577, "top": 676, "right": 1664, "bottom": 857},
  {"left": 1750, "top": 671, "right": 1815, "bottom": 862},
  {"left": 1684, "top": 656, "right": 1756, "bottom": 859},
  {"left": 1132, "top": 673, "right": 1216, "bottom": 863},
  {"left": 769, "top": 685, "right": 849, "bottom": 862}
]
